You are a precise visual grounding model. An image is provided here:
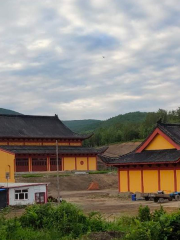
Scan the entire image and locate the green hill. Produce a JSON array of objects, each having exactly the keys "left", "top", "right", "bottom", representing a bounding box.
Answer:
[
  {"left": 62, "top": 119, "right": 102, "bottom": 133},
  {"left": 0, "top": 108, "right": 21, "bottom": 115},
  {"left": 63, "top": 112, "right": 147, "bottom": 133},
  {"left": 100, "top": 111, "right": 147, "bottom": 129}
]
